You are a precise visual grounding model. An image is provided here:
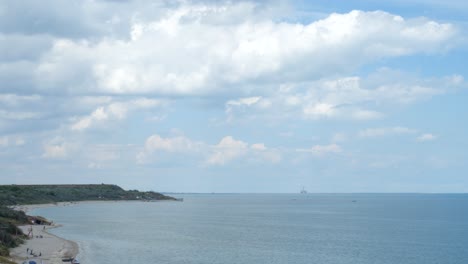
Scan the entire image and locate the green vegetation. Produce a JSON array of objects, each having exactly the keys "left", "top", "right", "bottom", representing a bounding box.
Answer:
[
  {"left": 0, "top": 184, "right": 175, "bottom": 205},
  {"left": 0, "top": 206, "right": 28, "bottom": 257},
  {"left": 0, "top": 256, "right": 17, "bottom": 264},
  {"left": 0, "top": 184, "right": 175, "bottom": 257}
]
